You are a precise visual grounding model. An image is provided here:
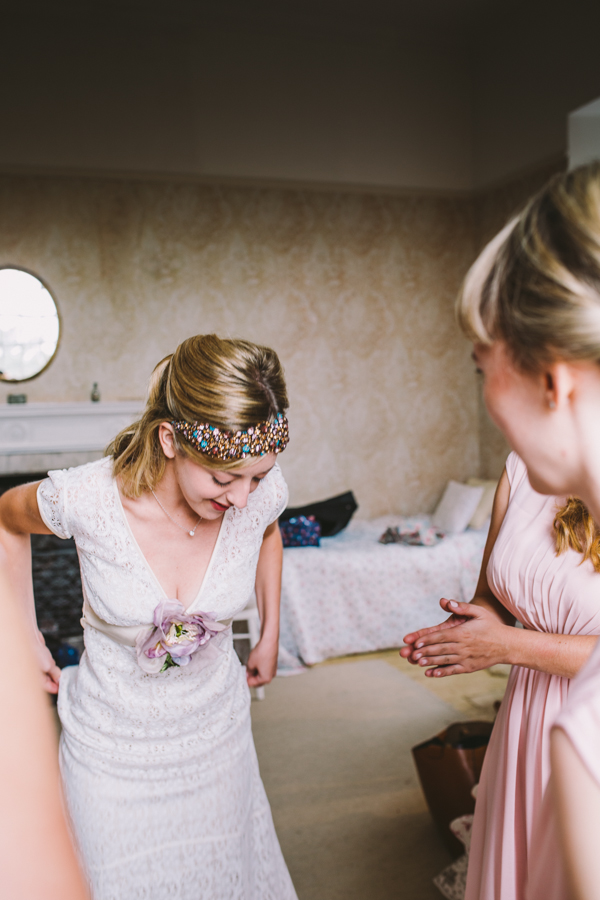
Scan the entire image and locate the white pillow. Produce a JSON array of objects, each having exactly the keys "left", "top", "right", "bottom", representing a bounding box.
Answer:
[
  {"left": 467, "top": 478, "right": 498, "bottom": 530},
  {"left": 432, "top": 481, "right": 484, "bottom": 534}
]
